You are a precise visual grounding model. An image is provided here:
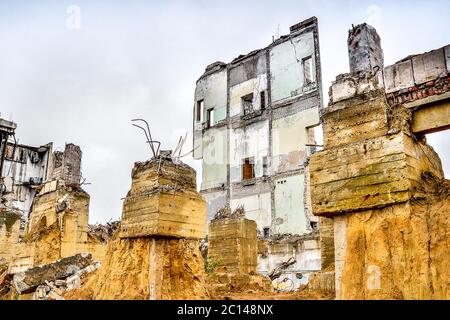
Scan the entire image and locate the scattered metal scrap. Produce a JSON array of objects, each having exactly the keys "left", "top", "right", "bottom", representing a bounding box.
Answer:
[
  {"left": 131, "top": 119, "right": 197, "bottom": 161},
  {"left": 267, "top": 257, "right": 296, "bottom": 281}
]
